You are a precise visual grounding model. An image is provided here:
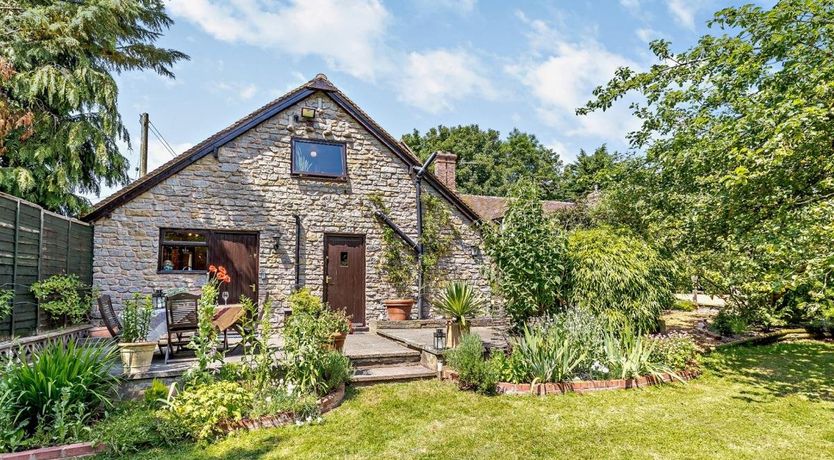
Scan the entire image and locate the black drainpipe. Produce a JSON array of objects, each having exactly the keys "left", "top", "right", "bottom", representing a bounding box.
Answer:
[{"left": 293, "top": 214, "right": 302, "bottom": 290}]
